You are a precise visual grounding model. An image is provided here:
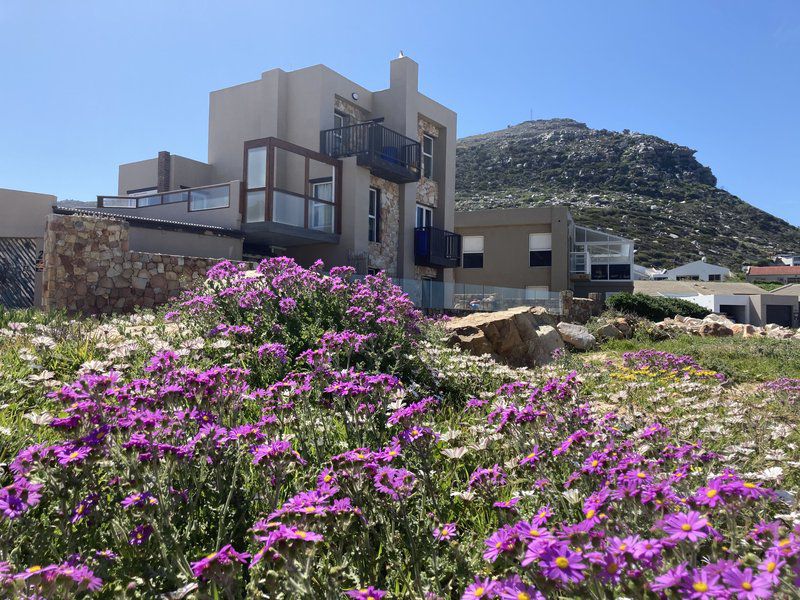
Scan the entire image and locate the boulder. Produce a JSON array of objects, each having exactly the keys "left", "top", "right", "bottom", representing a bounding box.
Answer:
[
  {"left": 698, "top": 322, "right": 734, "bottom": 337},
  {"left": 530, "top": 325, "right": 565, "bottom": 364},
  {"left": 557, "top": 322, "right": 596, "bottom": 350},
  {"left": 613, "top": 317, "right": 634, "bottom": 338},
  {"left": 767, "top": 328, "right": 795, "bottom": 340},
  {"left": 595, "top": 323, "right": 625, "bottom": 340}
]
